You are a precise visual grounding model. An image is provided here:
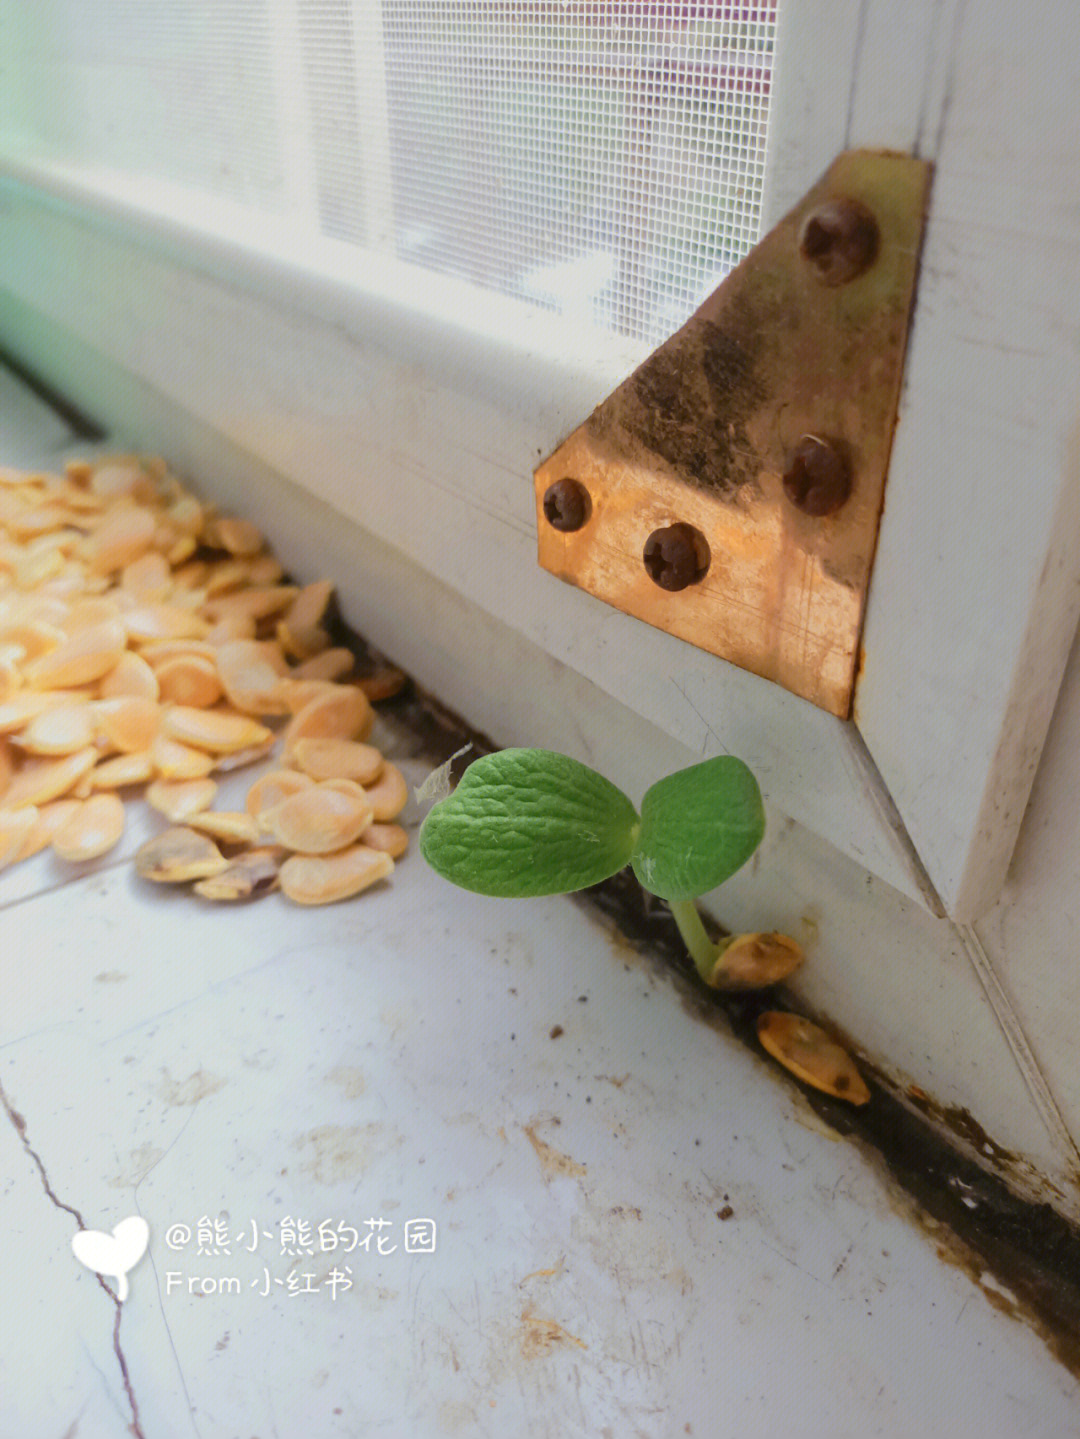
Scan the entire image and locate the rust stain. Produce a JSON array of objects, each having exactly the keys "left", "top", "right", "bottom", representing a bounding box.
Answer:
[
  {"left": 518, "top": 1258, "right": 566, "bottom": 1286},
  {"left": 519, "top": 1311, "right": 588, "bottom": 1358},
  {"left": 523, "top": 1122, "right": 587, "bottom": 1180}
]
